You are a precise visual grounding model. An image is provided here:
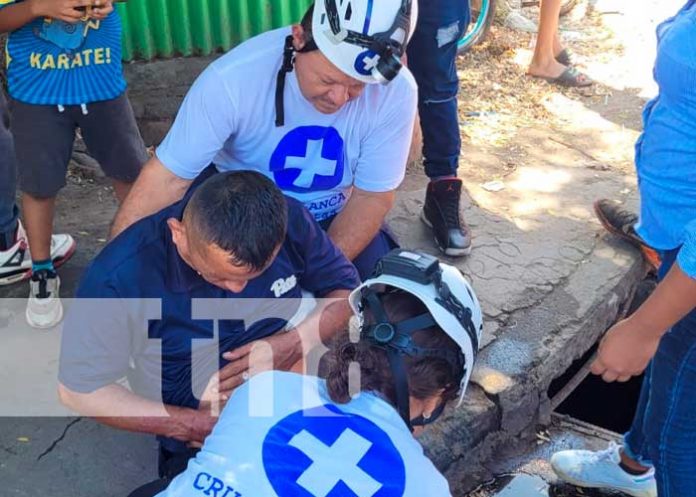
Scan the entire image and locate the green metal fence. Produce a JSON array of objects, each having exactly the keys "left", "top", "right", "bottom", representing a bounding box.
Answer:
[{"left": 117, "top": 0, "right": 312, "bottom": 61}]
